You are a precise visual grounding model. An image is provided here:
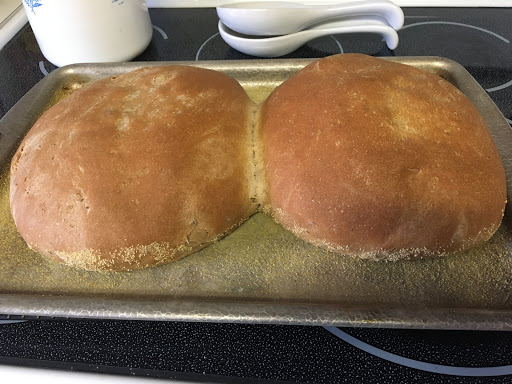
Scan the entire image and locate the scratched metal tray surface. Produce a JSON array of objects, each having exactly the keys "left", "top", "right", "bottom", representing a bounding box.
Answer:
[{"left": 0, "top": 57, "right": 511, "bottom": 329}]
